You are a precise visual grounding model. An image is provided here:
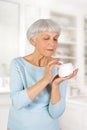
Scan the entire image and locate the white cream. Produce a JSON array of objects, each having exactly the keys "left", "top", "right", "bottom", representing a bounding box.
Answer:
[{"left": 58, "top": 63, "right": 74, "bottom": 77}]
